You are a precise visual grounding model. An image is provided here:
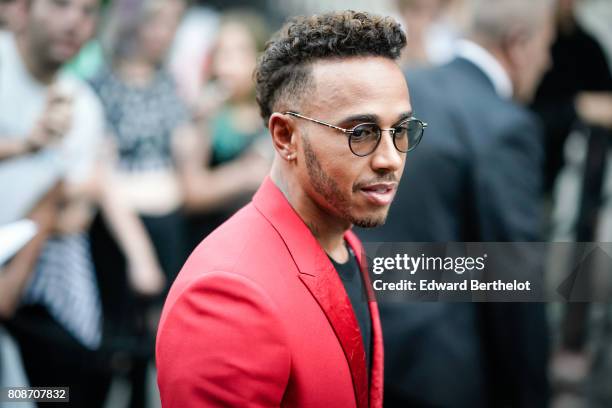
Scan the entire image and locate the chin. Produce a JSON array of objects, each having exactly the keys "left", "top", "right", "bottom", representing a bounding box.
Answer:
[
  {"left": 49, "top": 51, "right": 75, "bottom": 67},
  {"left": 351, "top": 213, "right": 387, "bottom": 229}
]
